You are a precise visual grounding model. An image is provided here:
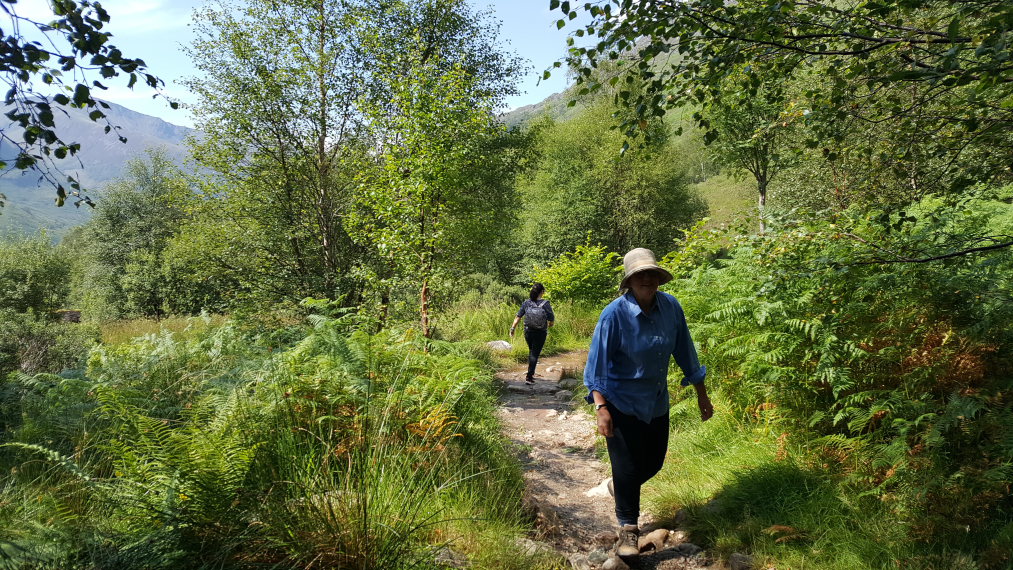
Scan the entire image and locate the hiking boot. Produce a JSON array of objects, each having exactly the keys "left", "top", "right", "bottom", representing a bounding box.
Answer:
[{"left": 615, "top": 524, "right": 640, "bottom": 559}]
